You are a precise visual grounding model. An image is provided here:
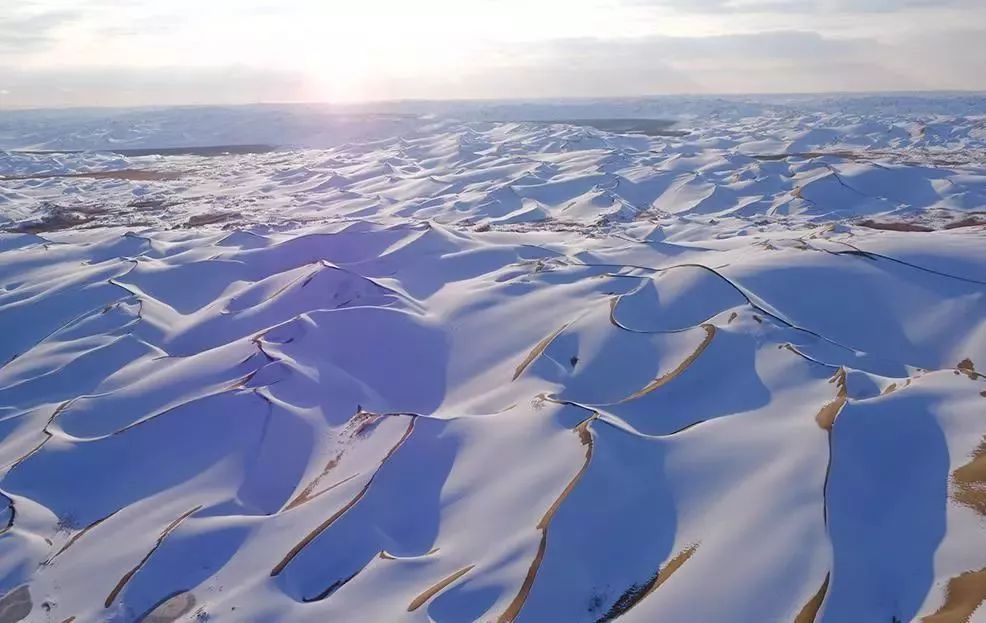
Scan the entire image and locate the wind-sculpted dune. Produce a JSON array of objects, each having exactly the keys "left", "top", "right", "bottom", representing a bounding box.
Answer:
[{"left": 0, "top": 96, "right": 984, "bottom": 622}]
